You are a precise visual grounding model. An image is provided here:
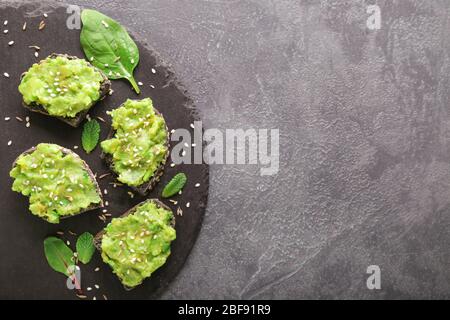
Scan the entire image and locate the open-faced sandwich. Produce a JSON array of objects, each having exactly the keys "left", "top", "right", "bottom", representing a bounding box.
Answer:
[
  {"left": 100, "top": 98, "right": 170, "bottom": 195},
  {"left": 18, "top": 53, "right": 111, "bottom": 127},
  {"left": 94, "top": 199, "right": 176, "bottom": 289},
  {"left": 10, "top": 143, "right": 103, "bottom": 223}
]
